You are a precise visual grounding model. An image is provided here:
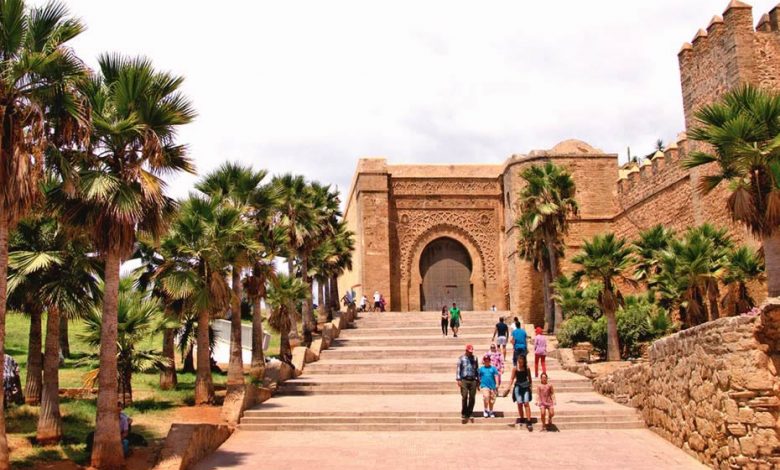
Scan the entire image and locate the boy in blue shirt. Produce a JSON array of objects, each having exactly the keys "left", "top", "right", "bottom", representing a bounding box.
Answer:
[
  {"left": 511, "top": 320, "right": 528, "bottom": 366},
  {"left": 478, "top": 355, "right": 500, "bottom": 418}
]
